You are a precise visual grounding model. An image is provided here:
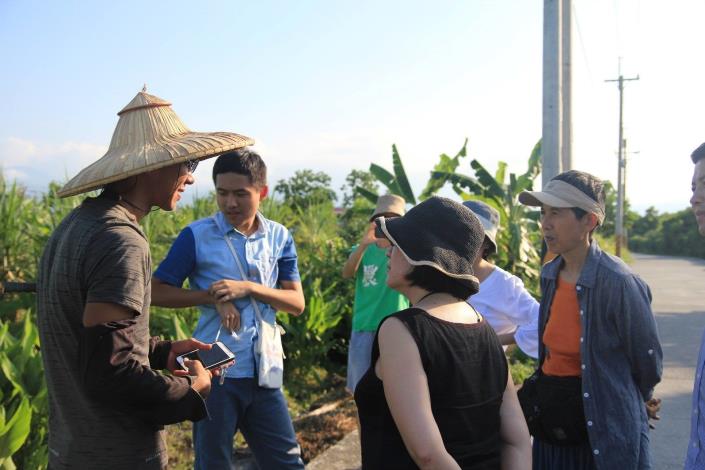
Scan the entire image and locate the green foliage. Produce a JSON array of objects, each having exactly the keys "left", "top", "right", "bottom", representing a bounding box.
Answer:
[
  {"left": 274, "top": 170, "right": 337, "bottom": 209},
  {"left": 600, "top": 181, "right": 639, "bottom": 238},
  {"left": 358, "top": 141, "right": 474, "bottom": 206},
  {"left": 277, "top": 277, "right": 346, "bottom": 398},
  {"left": 0, "top": 311, "right": 47, "bottom": 469},
  {"left": 630, "top": 207, "right": 705, "bottom": 258},
  {"left": 0, "top": 179, "right": 39, "bottom": 283},
  {"left": 360, "top": 144, "right": 418, "bottom": 204},
  {"left": 434, "top": 140, "right": 543, "bottom": 294},
  {"left": 507, "top": 347, "right": 537, "bottom": 385},
  {"left": 418, "top": 139, "right": 468, "bottom": 200},
  {"left": 340, "top": 169, "right": 378, "bottom": 209}
]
